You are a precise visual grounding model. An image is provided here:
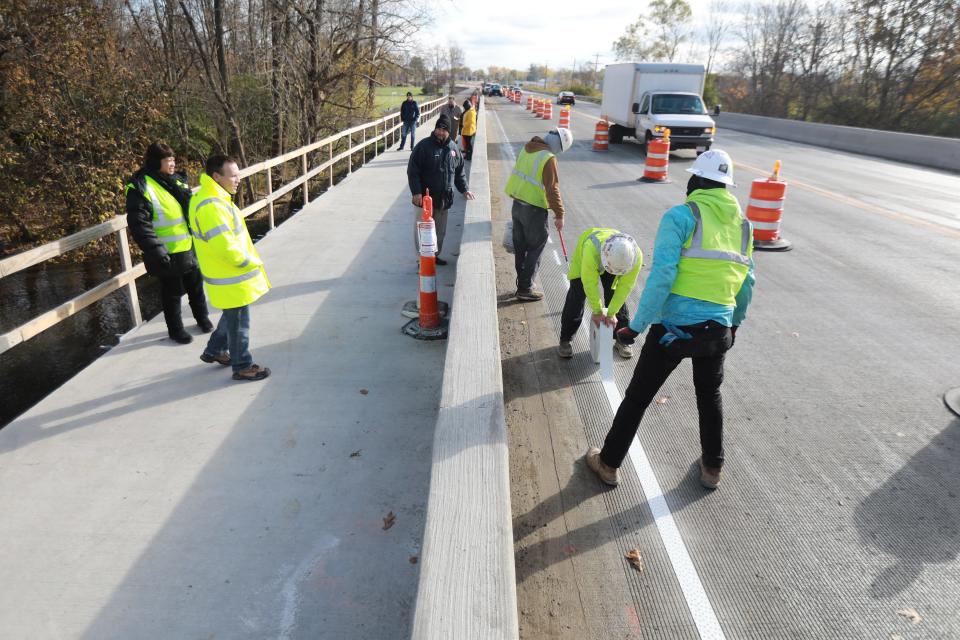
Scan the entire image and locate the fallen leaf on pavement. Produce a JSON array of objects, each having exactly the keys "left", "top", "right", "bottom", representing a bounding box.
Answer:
[
  {"left": 359, "top": 389, "right": 369, "bottom": 395},
  {"left": 409, "top": 556, "right": 419, "bottom": 564},
  {"left": 896, "top": 608, "right": 921, "bottom": 624},
  {"left": 625, "top": 549, "right": 644, "bottom": 572},
  {"left": 655, "top": 396, "right": 670, "bottom": 405},
  {"left": 350, "top": 450, "right": 362, "bottom": 457},
  {"left": 382, "top": 511, "right": 396, "bottom": 530},
  {"left": 562, "top": 545, "right": 576, "bottom": 555}
]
